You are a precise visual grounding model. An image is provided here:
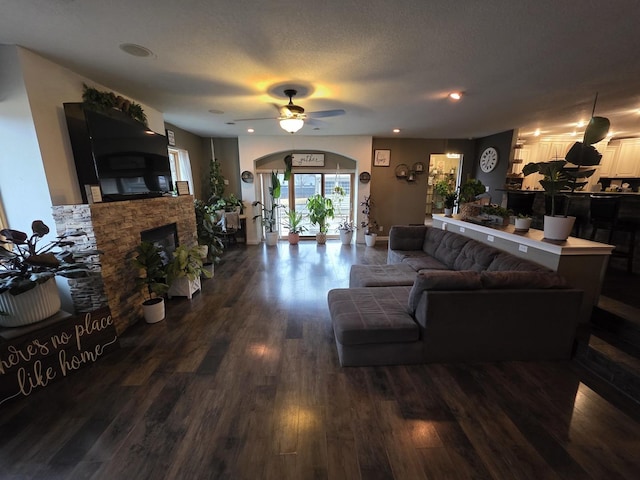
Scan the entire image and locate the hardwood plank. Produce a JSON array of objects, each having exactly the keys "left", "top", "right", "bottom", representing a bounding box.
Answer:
[{"left": 1, "top": 242, "right": 640, "bottom": 479}]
